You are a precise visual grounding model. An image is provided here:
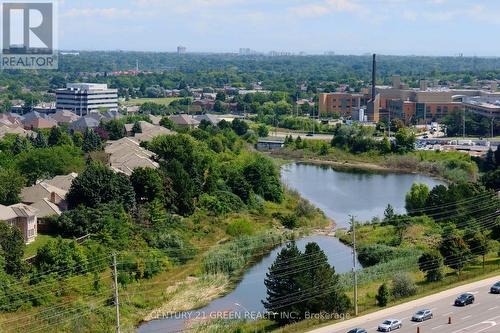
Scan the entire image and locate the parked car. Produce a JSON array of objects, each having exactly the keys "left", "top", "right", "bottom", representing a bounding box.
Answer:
[
  {"left": 378, "top": 319, "right": 402, "bottom": 332},
  {"left": 347, "top": 329, "right": 367, "bottom": 333},
  {"left": 490, "top": 281, "right": 500, "bottom": 294},
  {"left": 412, "top": 309, "right": 433, "bottom": 322},
  {"left": 454, "top": 293, "right": 475, "bottom": 306}
]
